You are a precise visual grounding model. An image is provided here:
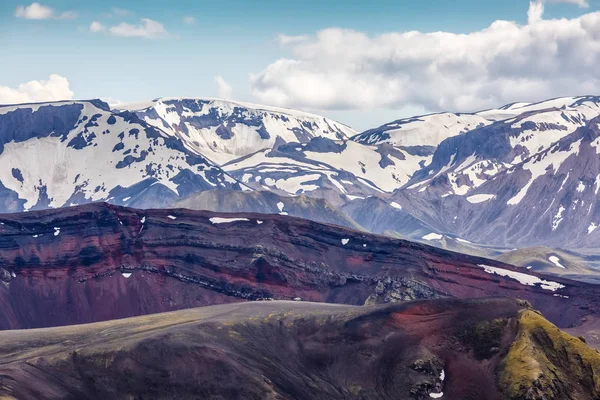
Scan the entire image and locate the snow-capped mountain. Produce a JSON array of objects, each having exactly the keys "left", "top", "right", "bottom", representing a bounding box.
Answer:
[
  {"left": 382, "top": 96, "right": 600, "bottom": 248},
  {"left": 222, "top": 138, "right": 429, "bottom": 206},
  {"left": 352, "top": 112, "right": 491, "bottom": 148},
  {"left": 116, "top": 98, "right": 431, "bottom": 206},
  {"left": 0, "top": 97, "right": 363, "bottom": 213},
  {"left": 2, "top": 94, "right": 600, "bottom": 251},
  {"left": 120, "top": 98, "right": 356, "bottom": 164},
  {"left": 0, "top": 99, "right": 242, "bottom": 212}
]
